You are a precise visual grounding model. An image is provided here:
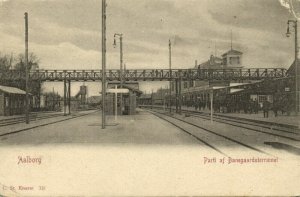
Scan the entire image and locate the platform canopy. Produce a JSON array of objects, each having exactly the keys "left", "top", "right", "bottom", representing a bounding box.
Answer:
[
  {"left": 0, "top": 85, "right": 26, "bottom": 95},
  {"left": 230, "top": 88, "right": 244, "bottom": 94}
]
